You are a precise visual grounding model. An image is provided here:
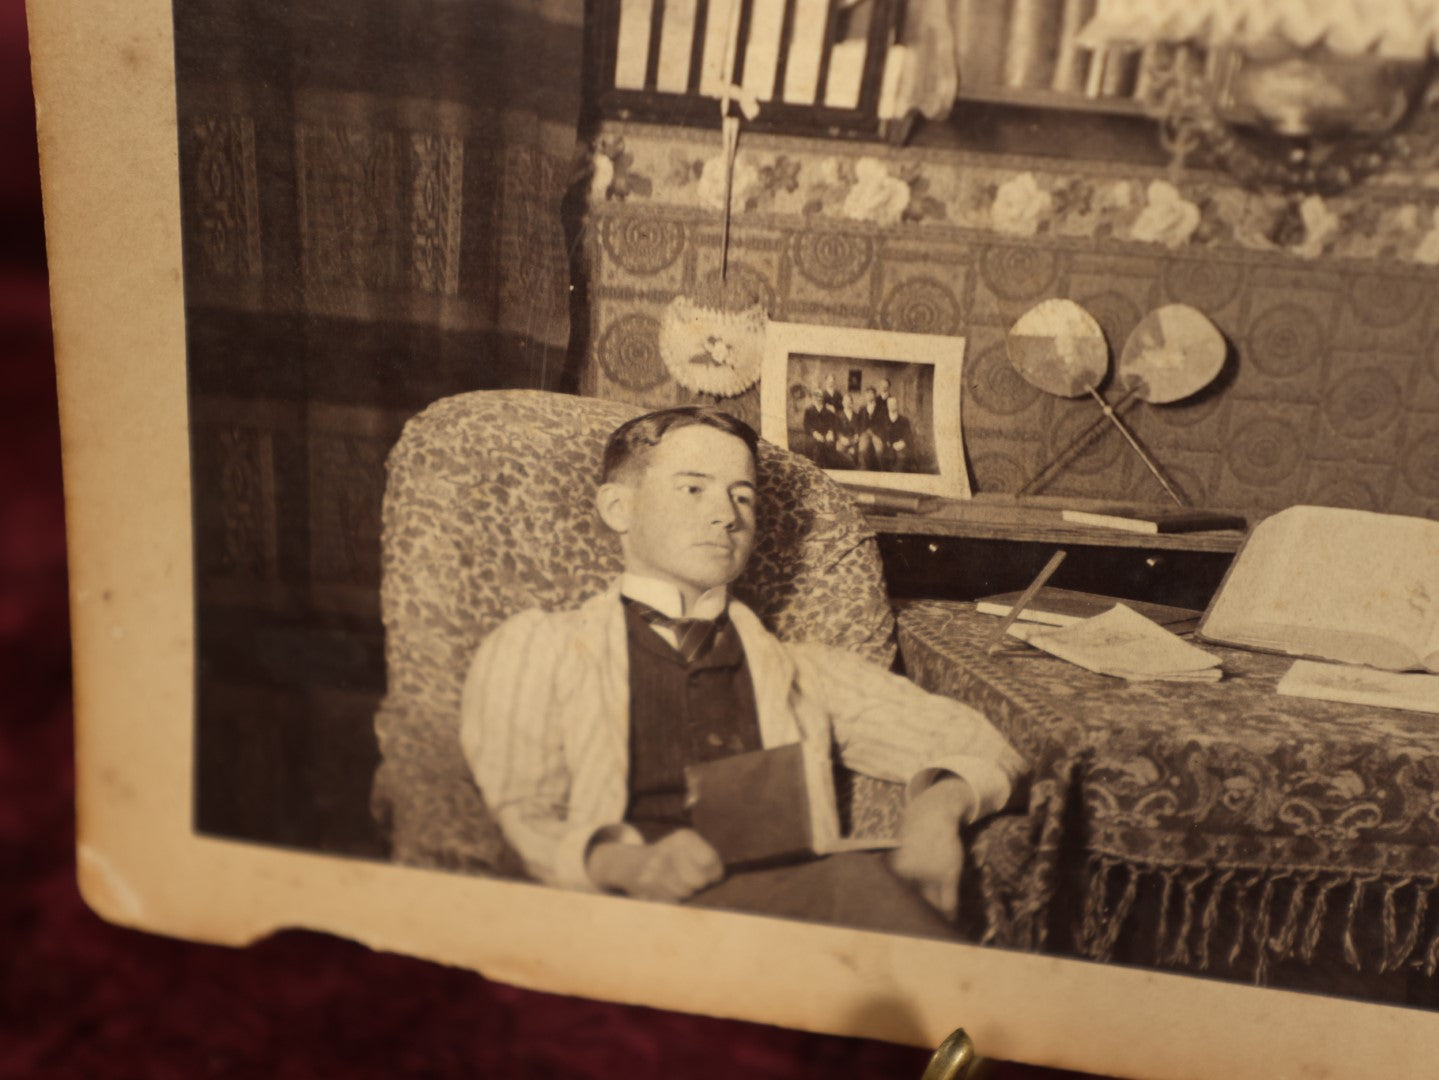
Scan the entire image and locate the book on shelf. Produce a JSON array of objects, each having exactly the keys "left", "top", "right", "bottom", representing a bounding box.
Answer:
[
  {"left": 1061, "top": 506, "right": 1248, "bottom": 534},
  {"left": 683, "top": 744, "right": 896, "bottom": 870},
  {"left": 953, "top": 0, "right": 1009, "bottom": 89},
  {"left": 840, "top": 483, "right": 941, "bottom": 513},
  {"left": 781, "top": 0, "right": 829, "bottom": 104},
  {"left": 1198, "top": 505, "right": 1439, "bottom": 673},
  {"left": 1098, "top": 45, "right": 1140, "bottom": 97},
  {"left": 1002, "top": 0, "right": 1064, "bottom": 89},
  {"left": 740, "top": 0, "right": 786, "bottom": 104},
  {"left": 1277, "top": 660, "right": 1439, "bottom": 715},
  {"left": 976, "top": 586, "right": 1202, "bottom": 631},
  {"left": 1050, "top": 0, "right": 1096, "bottom": 93},
  {"left": 1130, "top": 42, "right": 1168, "bottom": 104}
]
